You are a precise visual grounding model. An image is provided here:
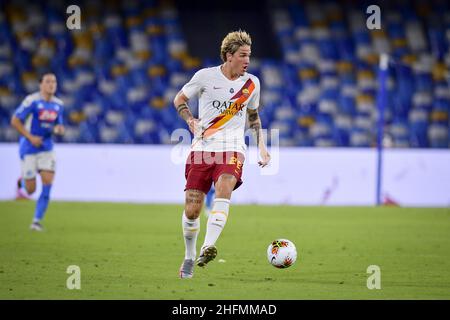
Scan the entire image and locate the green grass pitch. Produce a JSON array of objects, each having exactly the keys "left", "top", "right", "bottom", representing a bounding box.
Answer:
[{"left": 1, "top": 201, "right": 449, "bottom": 299}]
